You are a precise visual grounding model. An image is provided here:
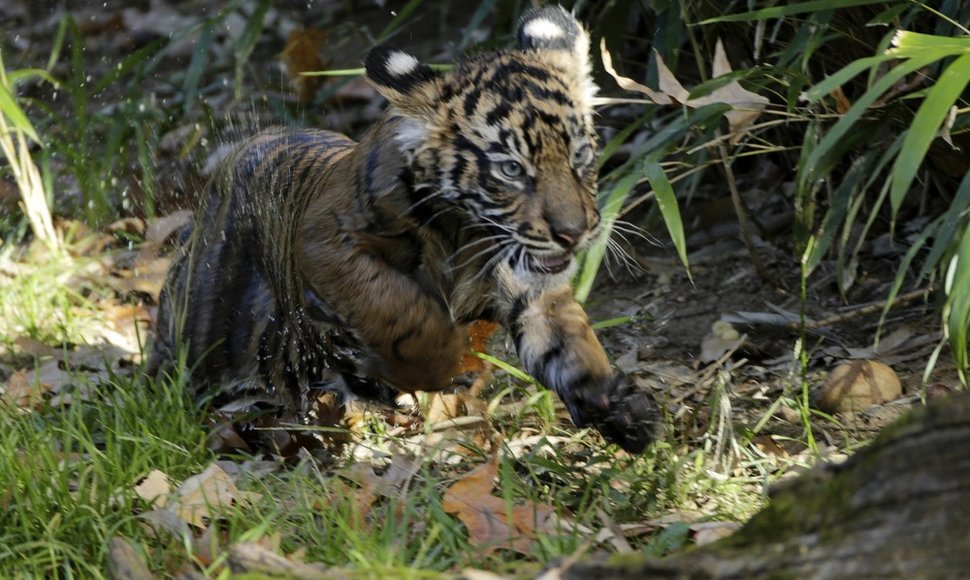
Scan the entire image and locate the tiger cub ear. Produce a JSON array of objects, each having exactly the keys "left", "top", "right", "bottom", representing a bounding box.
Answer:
[
  {"left": 365, "top": 45, "right": 441, "bottom": 119},
  {"left": 517, "top": 5, "right": 595, "bottom": 105}
]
